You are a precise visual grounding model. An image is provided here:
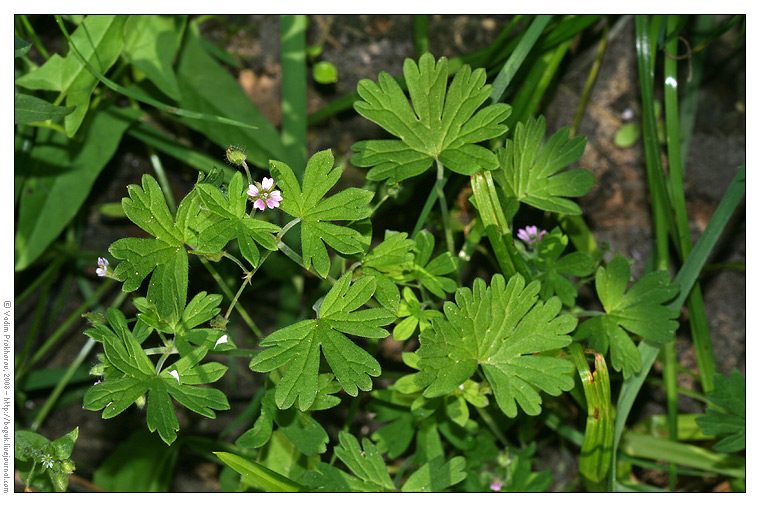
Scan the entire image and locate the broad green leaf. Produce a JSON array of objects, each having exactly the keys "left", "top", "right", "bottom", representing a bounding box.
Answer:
[
  {"left": 250, "top": 271, "right": 394, "bottom": 410},
  {"left": 352, "top": 52, "right": 511, "bottom": 183},
  {"left": 15, "top": 106, "right": 140, "bottom": 271},
  {"left": 412, "top": 273, "right": 577, "bottom": 417},
  {"left": 14, "top": 92, "right": 76, "bottom": 124},
  {"left": 194, "top": 172, "right": 281, "bottom": 267},
  {"left": 175, "top": 25, "right": 287, "bottom": 168},
  {"left": 15, "top": 35, "right": 31, "bottom": 58},
  {"left": 15, "top": 15, "right": 128, "bottom": 136},
  {"left": 575, "top": 255, "right": 679, "bottom": 378},
  {"left": 122, "top": 15, "right": 186, "bottom": 100},
  {"left": 270, "top": 150, "right": 374, "bottom": 278},
  {"left": 696, "top": 369, "right": 745, "bottom": 452},
  {"left": 529, "top": 227, "right": 595, "bottom": 307},
  {"left": 496, "top": 115, "right": 594, "bottom": 215}
]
